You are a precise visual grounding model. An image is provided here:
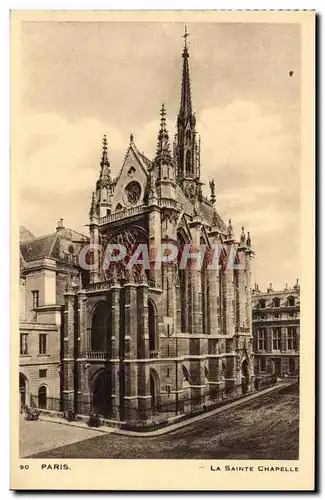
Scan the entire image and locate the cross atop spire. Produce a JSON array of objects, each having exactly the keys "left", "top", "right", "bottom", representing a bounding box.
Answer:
[
  {"left": 183, "top": 25, "right": 190, "bottom": 51},
  {"left": 180, "top": 26, "right": 192, "bottom": 118}
]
